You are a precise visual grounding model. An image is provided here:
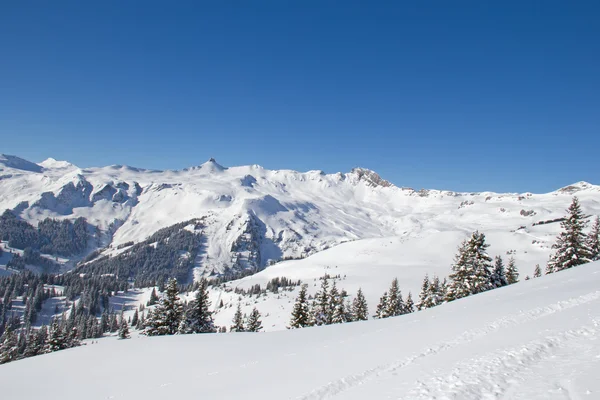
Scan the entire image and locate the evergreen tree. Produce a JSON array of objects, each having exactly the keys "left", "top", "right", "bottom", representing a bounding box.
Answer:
[
  {"left": 328, "top": 281, "right": 340, "bottom": 324},
  {"left": 144, "top": 278, "right": 183, "bottom": 336},
  {"left": 118, "top": 319, "right": 130, "bottom": 339},
  {"left": 331, "top": 294, "right": 348, "bottom": 324},
  {"left": 533, "top": 264, "right": 542, "bottom": 278},
  {"left": 446, "top": 231, "right": 493, "bottom": 301},
  {"left": 0, "top": 328, "right": 18, "bottom": 364},
  {"left": 131, "top": 309, "right": 139, "bottom": 328},
  {"left": 289, "top": 285, "right": 311, "bottom": 329},
  {"left": 230, "top": 303, "right": 245, "bottom": 332},
  {"left": 47, "top": 319, "right": 68, "bottom": 352},
  {"left": 429, "top": 275, "right": 445, "bottom": 306},
  {"left": 416, "top": 274, "right": 431, "bottom": 310},
  {"left": 385, "top": 278, "right": 405, "bottom": 317},
  {"left": 404, "top": 292, "right": 415, "bottom": 313},
  {"left": 147, "top": 288, "right": 159, "bottom": 306},
  {"left": 351, "top": 288, "right": 369, "bottom": 321},
  {"left": 506, "top": 257, "right": 519, "bottom": 284},
  {"left": 374, "top": 291, "right": 388, "bottom": 319},
  {"left": 547, "top": 197, "right": 593, "bottom": 273},
  {"left": 246, "top": 307, "right": 263, "bottom": 332},
  {"left": 587, "top": 216, "right": 600, "bottom": 261},
  {"left": 180, "top": 278, "right": 215, "bottom": 334},
  {"left": 490, "top": 256, "right": 509, "bottom": 288},
  {"left": 312, "top": 278, "right": 330, "bottom": 326}
]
